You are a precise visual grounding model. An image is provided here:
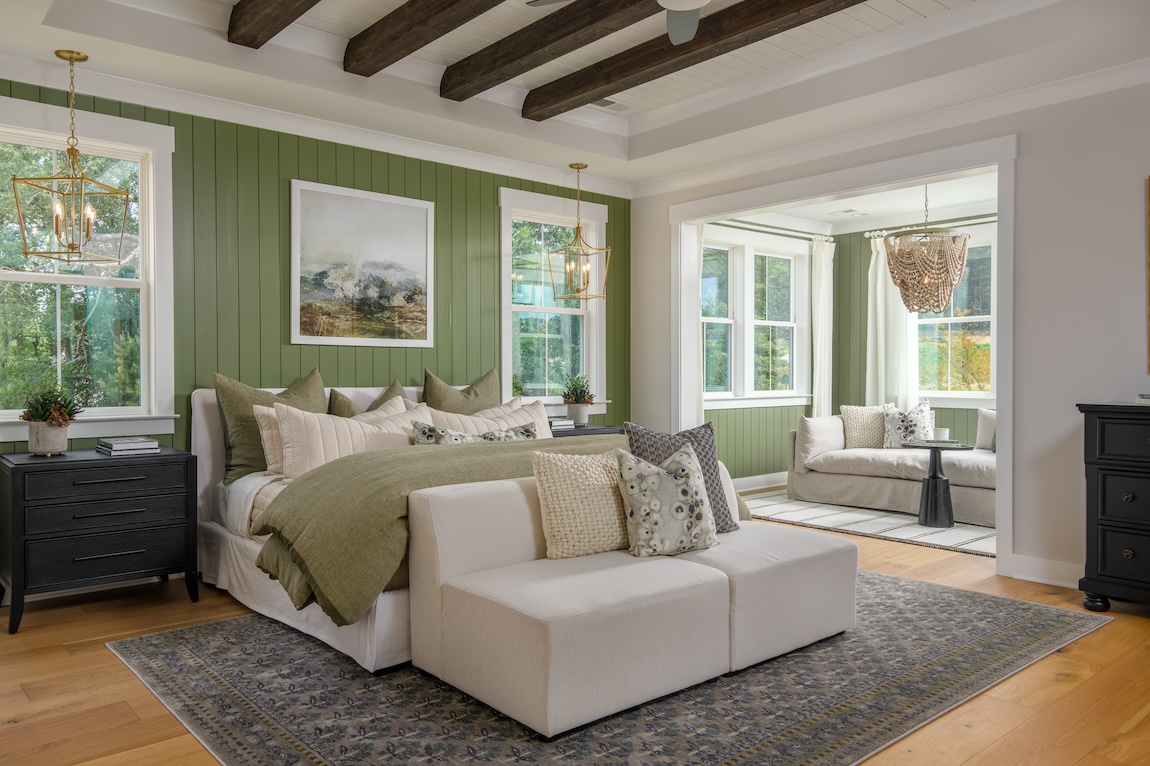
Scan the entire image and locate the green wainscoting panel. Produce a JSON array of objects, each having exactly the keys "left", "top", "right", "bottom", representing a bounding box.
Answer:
[
  {"left": 0, "top": 79, "right": 631, "bottom": 452},
  {"left": 704, "top": 406, "right": 808, "bottom": 480},
  {"left": 831, "top": 231, "right": 871, "bottom": 413}
]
